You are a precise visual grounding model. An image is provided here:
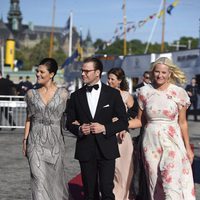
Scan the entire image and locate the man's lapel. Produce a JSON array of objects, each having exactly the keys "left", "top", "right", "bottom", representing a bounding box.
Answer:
[
  {"left": 79, "top": 87, "right": 93, "bottom": 120},
  {"left": 94, "top": 83, "right": 108, "bottom": 119}
]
